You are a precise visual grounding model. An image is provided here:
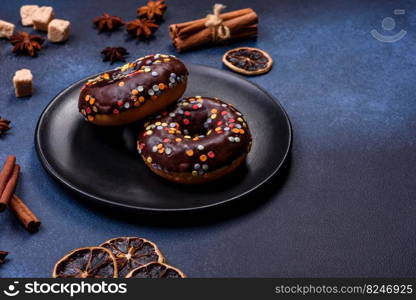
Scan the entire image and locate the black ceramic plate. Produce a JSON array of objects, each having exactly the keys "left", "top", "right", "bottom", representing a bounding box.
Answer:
[{"left": 35, "top": 64, "right": 291, "bottom": 213}]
